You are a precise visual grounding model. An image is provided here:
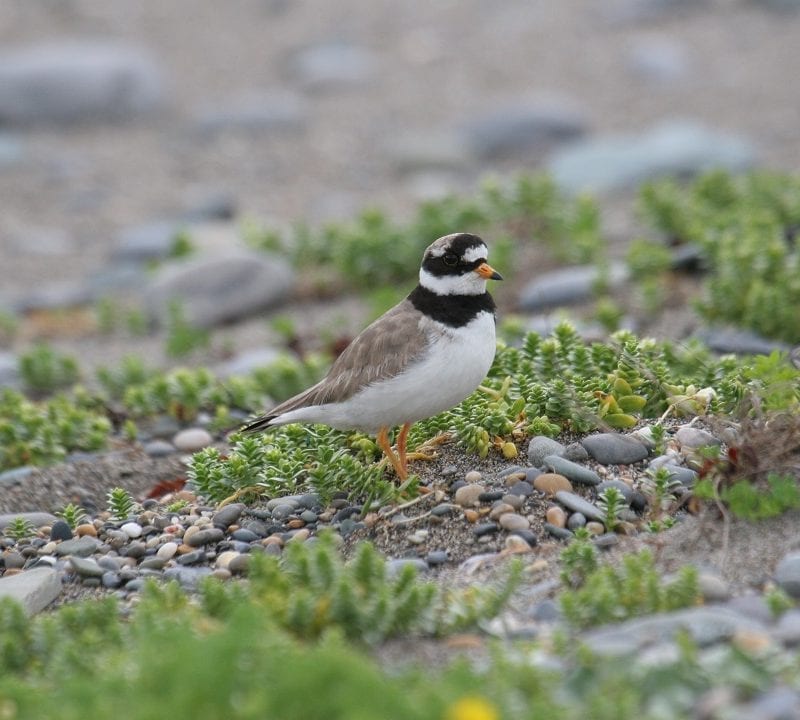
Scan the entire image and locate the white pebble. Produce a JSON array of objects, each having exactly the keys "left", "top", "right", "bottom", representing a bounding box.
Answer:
[
  {"left": 173, "top": 427, "right": 213, "bottom": 452},
  {"left": 121, "top": 522, "right": 143, "bottom": 538},
  {"left": 157, "top": 541, "right": 178, "bottom": 560}
]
